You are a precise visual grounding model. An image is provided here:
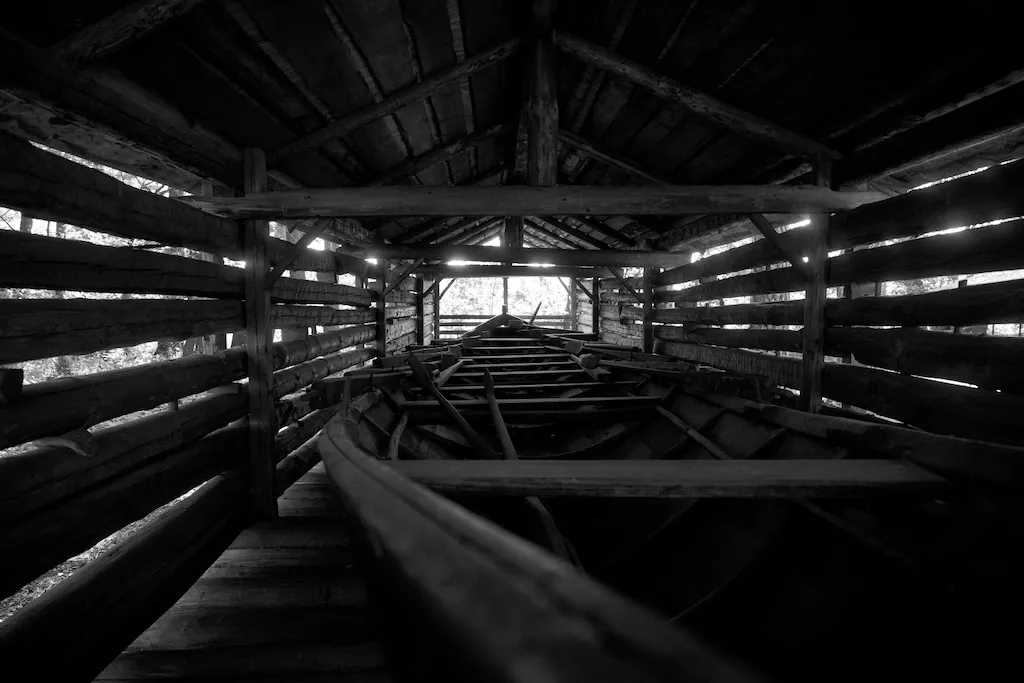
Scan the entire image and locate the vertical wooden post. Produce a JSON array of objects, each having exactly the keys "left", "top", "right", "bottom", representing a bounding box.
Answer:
[
  {"left": 243, "top": 148, "right": 276, "bottom": 518},
  {"left": 642, "top": 267, "right": 656, "bottom": 353},
  {"left": 376, "top": 260, "right": 388, "bottom": 357},
  {"left": 415, "top": 277, "right": 425, "bottom": 345},
  {"left": 799, "top": 155, "right": 831, "bottom": 412},
  {"left": 433, "top": 282, "right": 441, "bottom": 341},
  {"left": 569, "top": 278, "right": 578, "bottom": 331},
  {"left": 527, "top": 0, "right": 558, "bottom": 186},
  {"left": 592, "top": 277, "right": 600, "bottom": 337},
  {"left": 502, "top": 277, "right": 509, "bottom": 314}
]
